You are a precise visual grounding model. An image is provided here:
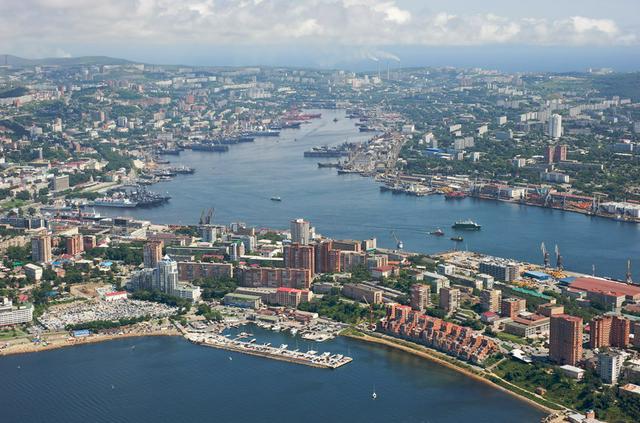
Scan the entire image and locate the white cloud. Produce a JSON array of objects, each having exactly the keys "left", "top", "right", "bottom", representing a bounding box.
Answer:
[{"left": 0, "top": 0, "right": 636, "bottom": 57}]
